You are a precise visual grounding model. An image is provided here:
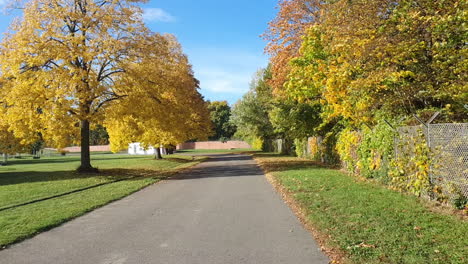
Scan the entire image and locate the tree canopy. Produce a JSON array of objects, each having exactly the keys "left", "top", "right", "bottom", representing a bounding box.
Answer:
[
  {"left": 268, "top": 0, "right": 467, "bottom": 126},
  {"left": 0, "top": 0, "right": 211, "bottom": 171},
  {"left": 207, "top": 101, "right": 236, "bottom": 142},
  {"left": 233, "top": 0, "right": 466, "bottom": 157}
]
